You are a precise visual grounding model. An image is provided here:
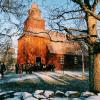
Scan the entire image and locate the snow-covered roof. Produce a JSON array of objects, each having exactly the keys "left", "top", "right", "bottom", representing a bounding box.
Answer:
[
  {"left": 18, "top": 28, "right": 88, "bottom": 56},
  {"left": 47, "top": 41, "right": 83, "bottom": 55},
  {"left": 19, "top": 28, "right": 67, "bottom": 42}
]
